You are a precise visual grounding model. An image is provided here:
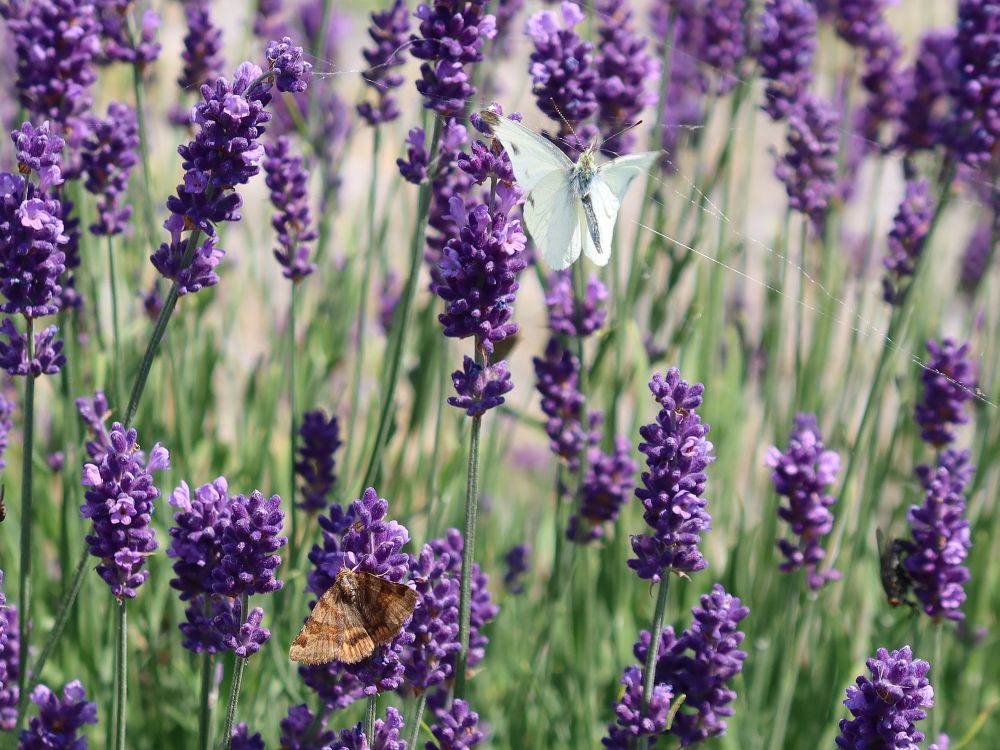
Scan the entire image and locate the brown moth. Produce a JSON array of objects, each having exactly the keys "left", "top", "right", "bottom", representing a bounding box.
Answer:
[{"left": 288, "top": 567, "right": 418, "bottom": 665}]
